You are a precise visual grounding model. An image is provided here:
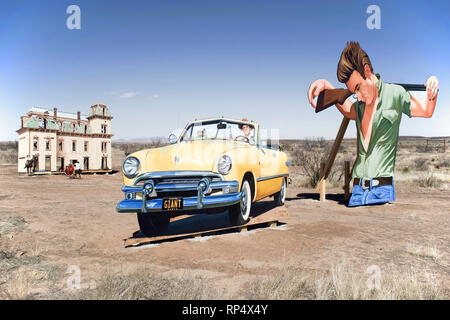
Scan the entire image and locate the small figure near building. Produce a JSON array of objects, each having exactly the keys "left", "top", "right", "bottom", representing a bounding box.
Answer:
[{"left": 74, "top": 160, "right": 82, "bottom": 179}]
